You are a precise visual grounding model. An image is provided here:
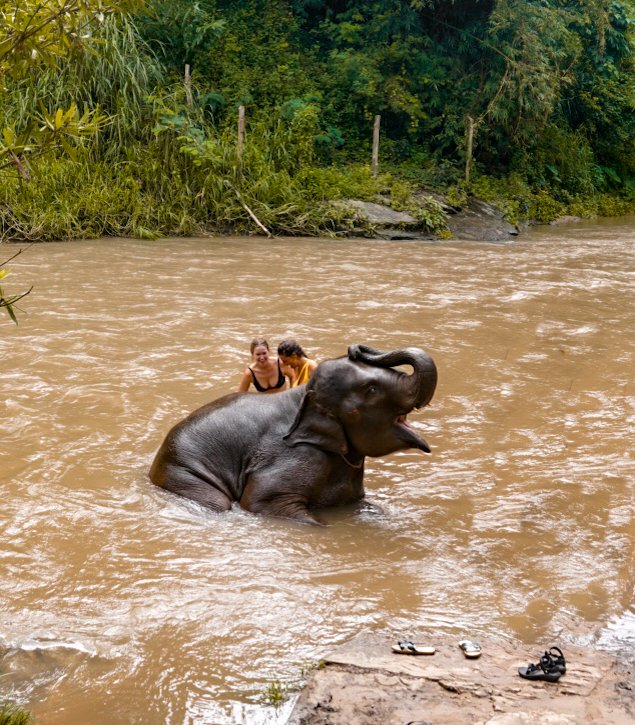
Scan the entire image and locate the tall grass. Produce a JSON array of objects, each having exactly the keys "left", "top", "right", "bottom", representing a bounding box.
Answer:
[
  {"left": 0, "top": 704, "right": 30, "bottom": 725},
  {"left": 0, "top": 15, "right": 160, "bottom": 158}
]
